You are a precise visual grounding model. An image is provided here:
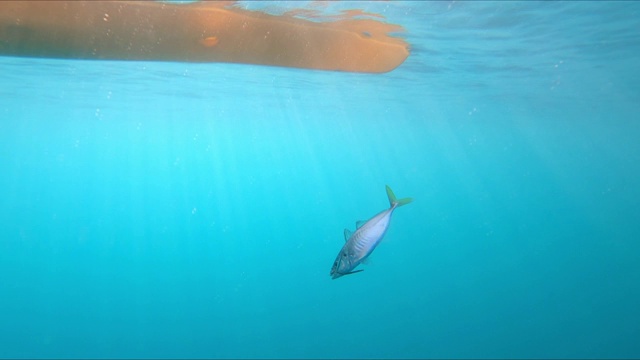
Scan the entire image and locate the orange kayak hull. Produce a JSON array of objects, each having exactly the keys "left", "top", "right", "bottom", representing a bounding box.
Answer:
[{"left": 0, "top": 1, "right": 410, "bottom": 73}]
